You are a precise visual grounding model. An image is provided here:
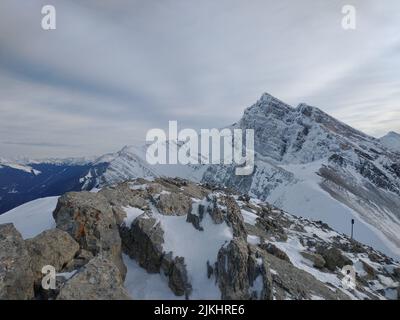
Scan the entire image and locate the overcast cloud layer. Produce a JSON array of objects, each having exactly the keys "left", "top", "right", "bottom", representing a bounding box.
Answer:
[{"left": 0, "top": 0, "right": 399, "bottom": 158}]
